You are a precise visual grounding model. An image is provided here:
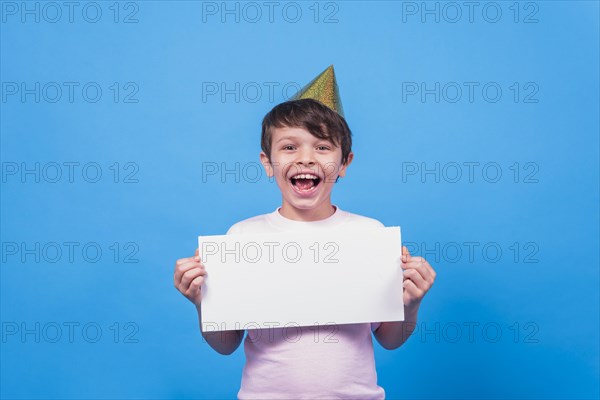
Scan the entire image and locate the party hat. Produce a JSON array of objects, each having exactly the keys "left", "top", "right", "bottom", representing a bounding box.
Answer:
[{"left": 291, "top": 65, "right": 344, "bottom": 117}]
